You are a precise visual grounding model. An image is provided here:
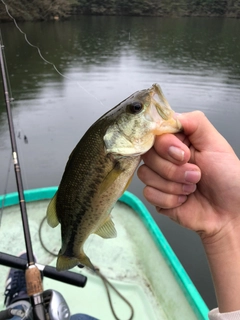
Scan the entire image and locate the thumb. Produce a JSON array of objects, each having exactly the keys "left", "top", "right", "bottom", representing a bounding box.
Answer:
[{"left": 177, "top": 111, "right": 233, "bottom": 153}]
